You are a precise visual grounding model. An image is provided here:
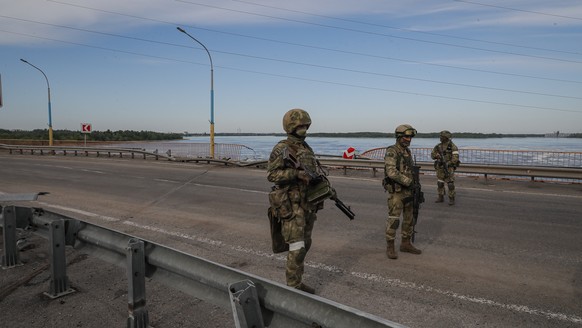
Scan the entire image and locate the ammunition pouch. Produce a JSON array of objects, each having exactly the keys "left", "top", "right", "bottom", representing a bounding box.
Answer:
[
  {"left": 382, "top": 177, "right": 399, "bottom": 193},
  {"left": 307, "top": 178, "right": 335, "bottom": 204},
  {"left": 268, "top": 186, "right": 293, "bottom": 220}
]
